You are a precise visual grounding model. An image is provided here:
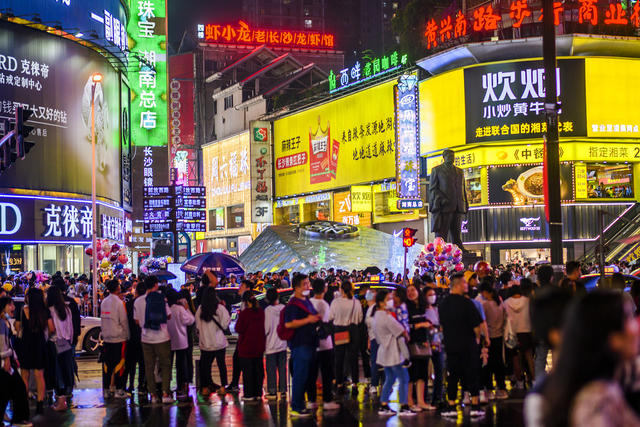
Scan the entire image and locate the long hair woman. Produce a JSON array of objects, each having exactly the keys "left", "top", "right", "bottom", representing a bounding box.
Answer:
[
  {"left": 17, "top": 287, "right": 54, "bottom": 414},
  {"left": 542, "top": 290, "right": 640, "bottom": 427},
  {"left": 47, "top": 285, "right": 75, "bottom": 411}
]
